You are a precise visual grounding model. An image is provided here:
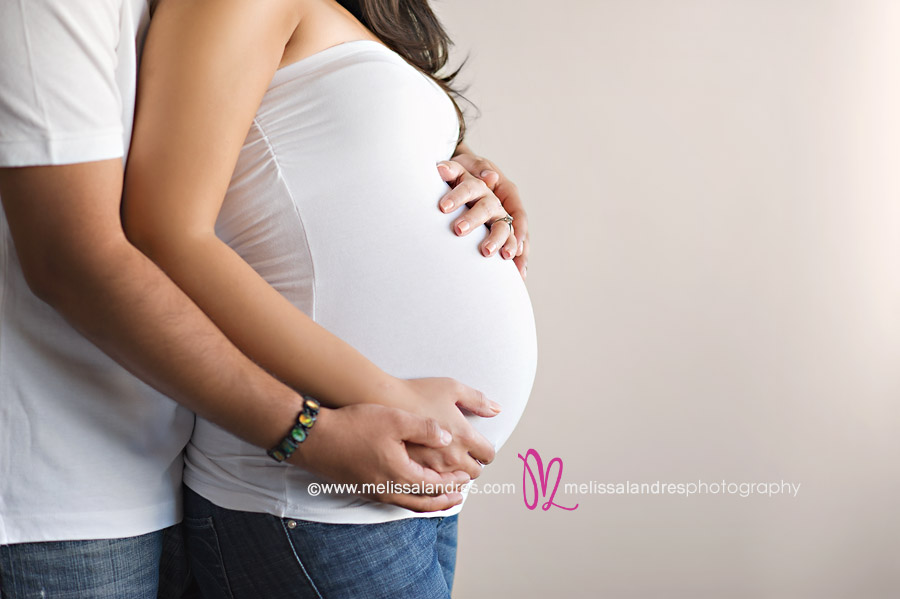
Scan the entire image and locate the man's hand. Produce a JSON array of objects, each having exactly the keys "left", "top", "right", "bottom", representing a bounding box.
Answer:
[
  {"left": 440, "top": 145, "right": 530, "bottom": 279},
  {"left": 289, "top": 404, "right": 472, "bottom": 512}
]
